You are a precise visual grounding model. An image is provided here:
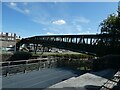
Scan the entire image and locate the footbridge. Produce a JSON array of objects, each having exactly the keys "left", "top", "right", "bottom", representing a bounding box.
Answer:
[{"left": 16, "top": 34, "right": 120, "bottom": 56}]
